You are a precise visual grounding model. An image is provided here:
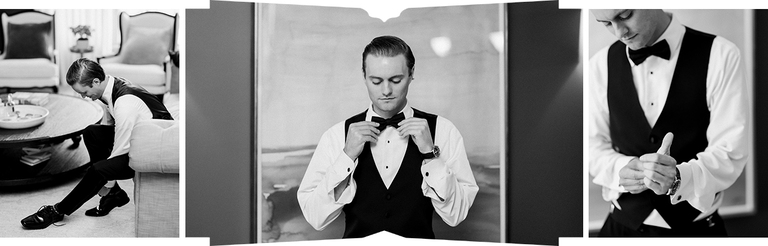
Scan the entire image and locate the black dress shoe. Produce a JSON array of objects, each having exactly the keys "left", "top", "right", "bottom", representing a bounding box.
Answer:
[
  {"left": 21, "top": 205, "right": 64, "bottom": 230},
  {"left": 85, "top": 185, "right": 130, "bottom": 217}
]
